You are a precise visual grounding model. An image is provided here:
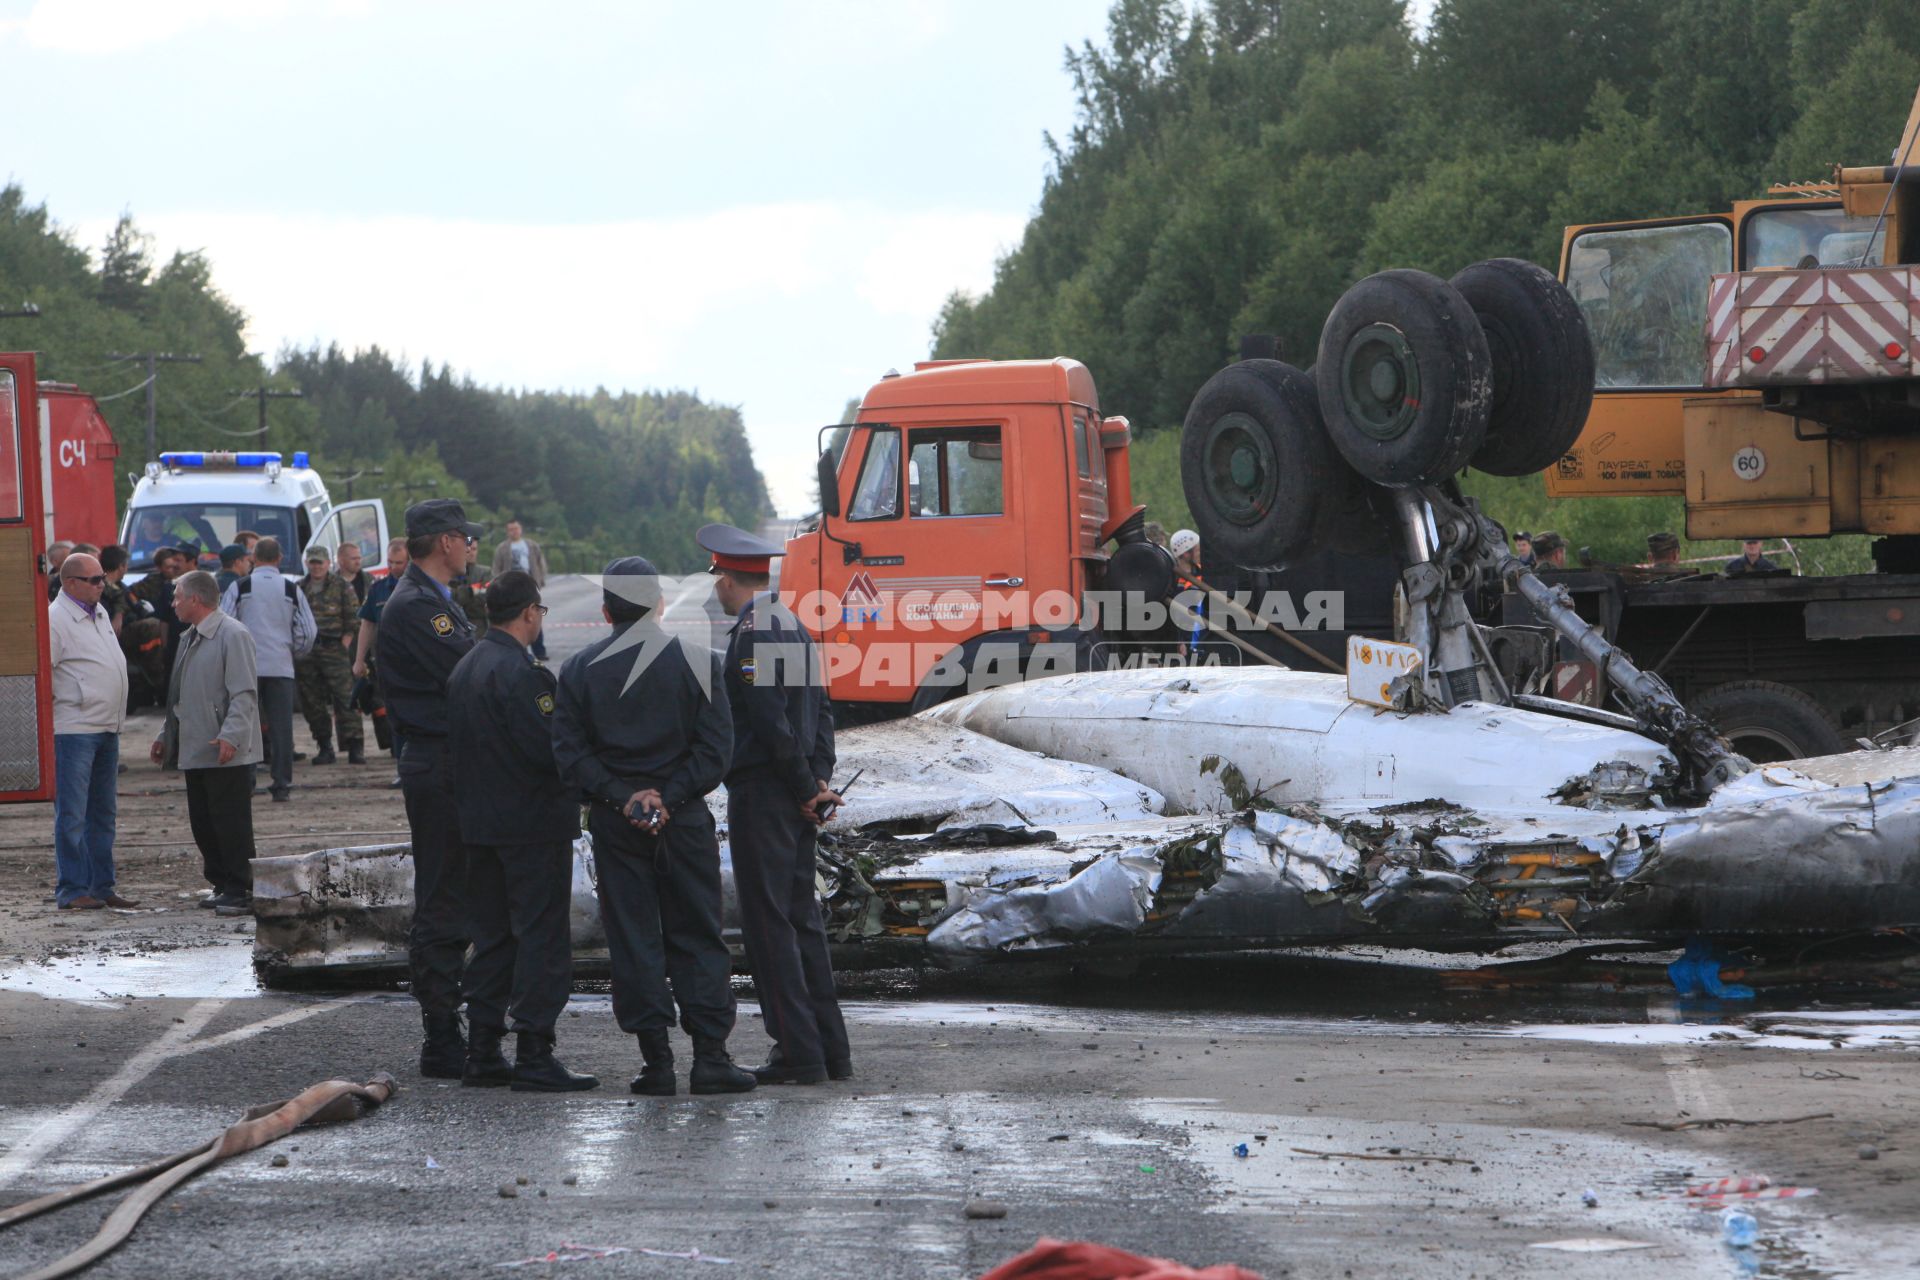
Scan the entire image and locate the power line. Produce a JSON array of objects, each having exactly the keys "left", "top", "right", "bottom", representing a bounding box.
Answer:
[
  {"left": 229, "top": 385, "right": 304, "bottom": 440},
  {"left": 107, "top": 351, "right": 203, "bottom": 460},
  {"left": 94, "top": 374, "right": 156, "bottom": 403},
  {"left": 166, "top": 390, "right": 267, "bottom": 437}
]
